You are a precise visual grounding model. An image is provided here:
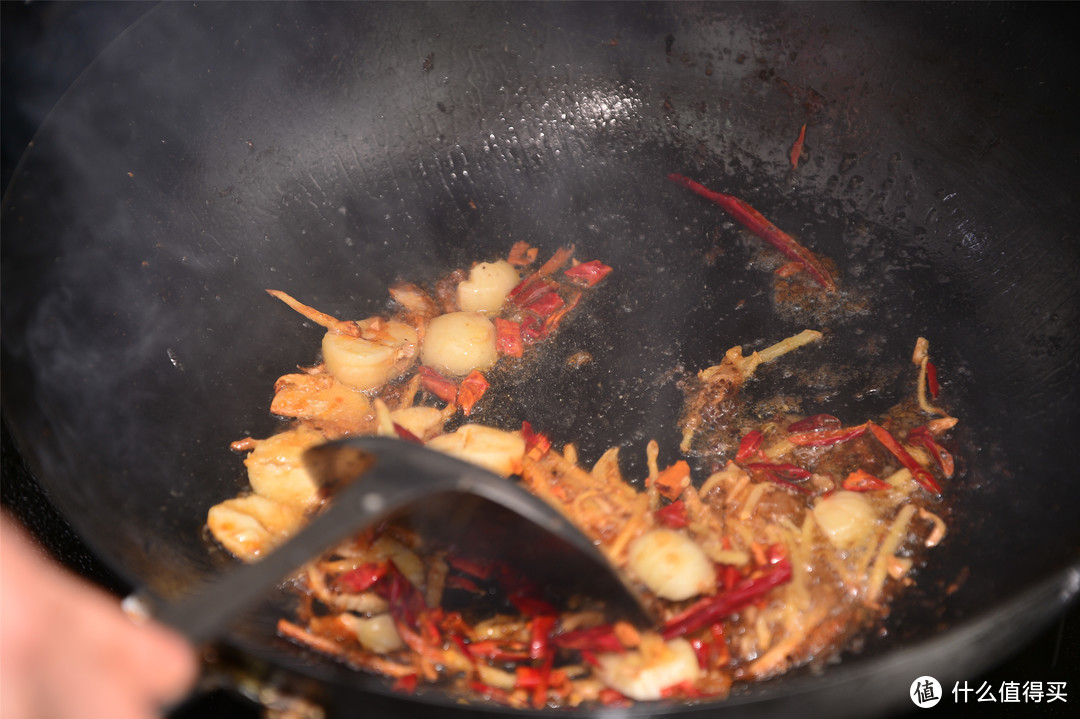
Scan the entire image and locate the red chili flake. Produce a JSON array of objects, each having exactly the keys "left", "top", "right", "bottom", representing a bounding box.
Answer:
[
  {"left": 926, "top": 361, "right": 940, "bottom": 398},
  {"left": 786, "top": 414, "right": 842, "bottom": 433},
  {"left": 335, "top": 561, "right": 389, "bottom": 593},
  {"left": 457, "top": 370, "right": 489, "bottom": 416},
  {"left": 667, "top": 173, "right": 836, "bottom": 291},
  {"left": 787, "top": 423, "right": 867, "bottom": 447},
  {"left": 655, "top": 499, "right": 689, "bottom": 528},
  {"left": 418, "top": 365, "right": 457, "bottom": 404},
  {"left": 563, "top": 259, "right": 613, "bottom": 287},
  {"left": 652, "top": 461, "right": 691, "bottom": 501},
  {"left": 735, "top": 430, "right": 765, "bottom": 462},
  {"left": 494, "top": 317, "right": 524, "bottom": 357},
  {"left": 524, "top": 290, "right": 565, "bottom": 319},
  {"left": 842, "top": 468, "right": 892, "bottom": 492},
  {"left": 508, "top": 240, "right": 539, "bottom": 267}
]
